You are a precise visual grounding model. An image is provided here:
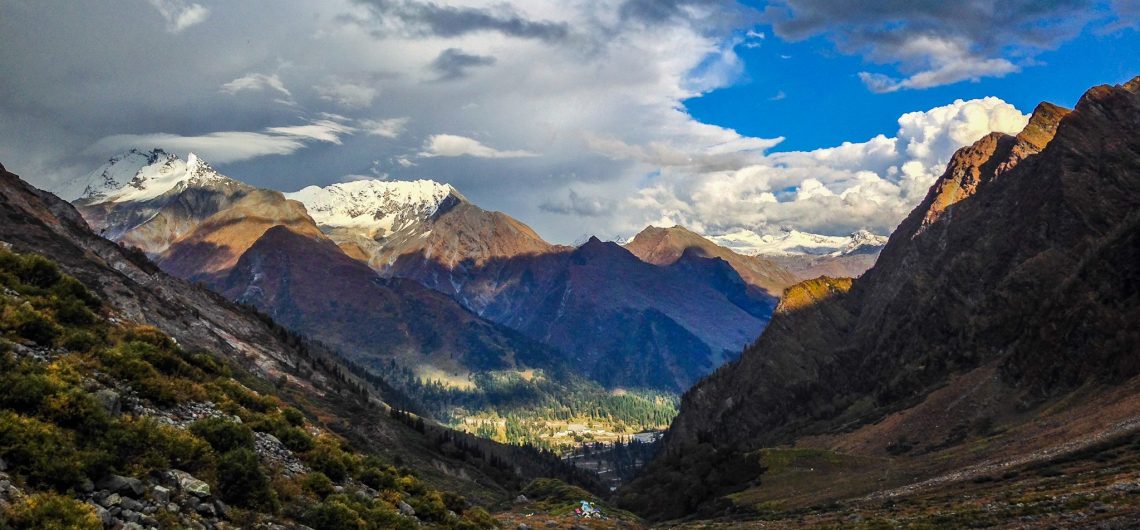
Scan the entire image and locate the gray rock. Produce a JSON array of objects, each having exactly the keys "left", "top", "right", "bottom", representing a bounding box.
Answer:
[
  {"left": 515, "top": 494, "right": 529, "bottom": 504},
  {"left": 0, "top": 458, "right": 6, "bottom": 471},
  {"left": 89, "top": 502, "right": 113, "bottom": 527},
  {"left": 214, "top": 499, "right": 229, "bottom": 519},
  {"left": 545, "top": 521, "right": 558, "bottom": 528},
  {"left": 79, "top": 478, "right": 95, "bottom": 493},
  {"left": 166, "top": 502, "right": 180, "bottom": 513},
  {"left": 93, "top": 388, "right": 122, "bottom": 416},
  {"left": 397, "top": 500, "right": 416, "bottom": 517},
  {"left": 152, "top": 485, "right": 171, "bottom": 504},
  {"left": 123, "top": 523, "right": 145, "bottom": 530},
  {"left": 518, "top": 524, "right": 531, "bottom": 530},
  {"left": 121, "top": 508, "right": 140, "bottom": 523},
  {"left": 96, "top": 475, "right": 144, "bottom": 497},
  {"left": 184, "top": 496, "right": 200, "bottom": 511},
  {"left": 98, "top": 493, "right": 122, "bottom": 508},
  {"left": 121, "top": 497, "right": 144, "bottom": 512},
  {"left": 196, "top": 502, "right": 216, "bottom": 517},
  {"left": 170, "top": 470, "right": 211, "bottom": 498}
]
